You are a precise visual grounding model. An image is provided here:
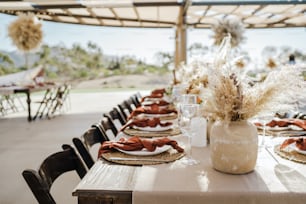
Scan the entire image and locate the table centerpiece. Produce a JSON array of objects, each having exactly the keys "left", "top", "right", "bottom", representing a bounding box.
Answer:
[{"left": 185, "top": 34, "right": 304, "bottom": 174}]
